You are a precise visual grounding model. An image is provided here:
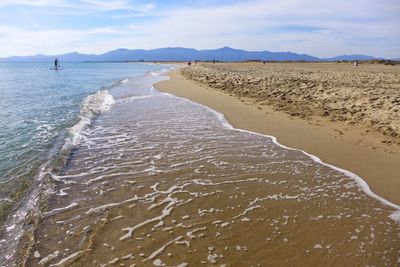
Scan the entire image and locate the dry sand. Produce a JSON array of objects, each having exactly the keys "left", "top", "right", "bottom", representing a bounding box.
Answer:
[{"left": 155, "top": 62, "right": 400, "bottom": 204}]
